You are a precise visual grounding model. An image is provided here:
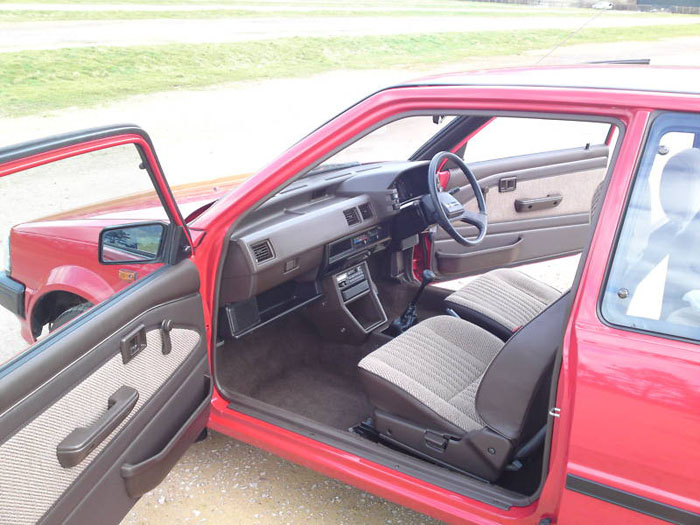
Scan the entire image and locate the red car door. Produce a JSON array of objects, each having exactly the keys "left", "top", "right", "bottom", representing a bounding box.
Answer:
[
  {"left": 0, "top": 126, "right": 211, "bottom": 524},
  {"left": 556, "top": 111, "right": 700, "bottom": 523}
]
